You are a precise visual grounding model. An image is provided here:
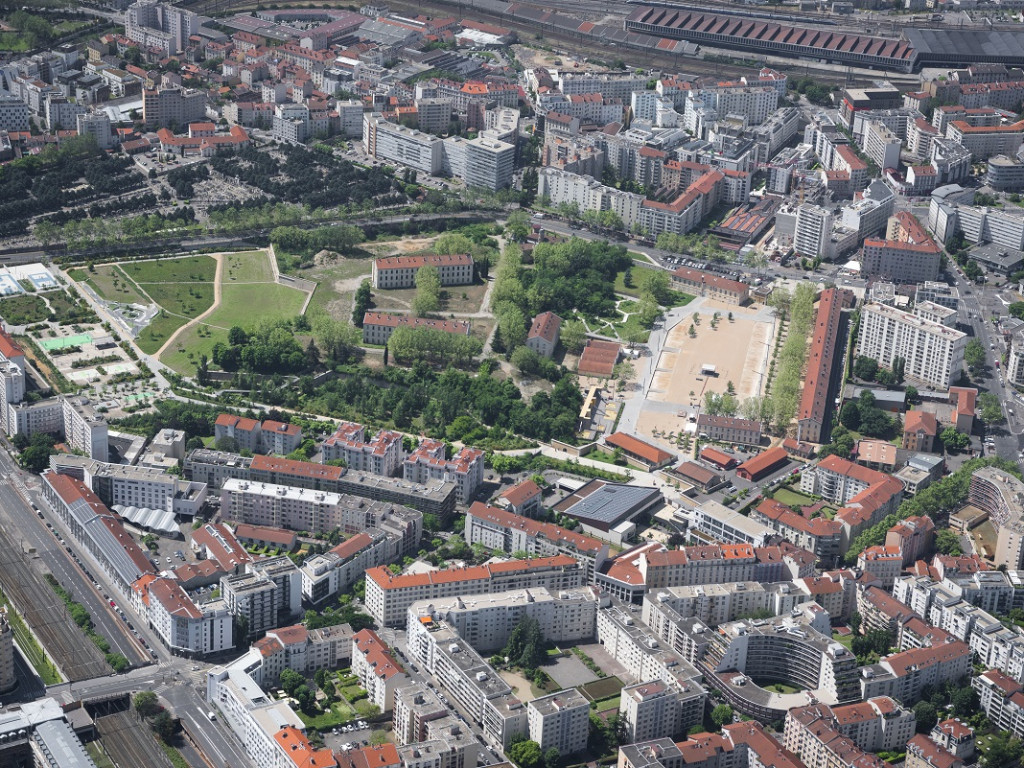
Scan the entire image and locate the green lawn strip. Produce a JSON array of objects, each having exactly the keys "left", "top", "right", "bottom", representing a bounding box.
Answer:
[
  {"left": 0, "top": 589, "right": 62, "bottom": 684},
  {"left": 156, "top": 738, "right": 188, "bottom": 768},
  {"left": 832, "top": 632, "right": 854, "bottom": 650},
  {"left": 120, "top": 255, "right": 216, "bottom": 284},
  {"left": 136, "top": 310, "right": 194, "bottom": 356},
  {"left": 222, "top": 250, "right": 275, "bottom": 283},
  {"left": 297, "top": 702, "right": 356, "bottom": 731},
  {"left": 771, "top": 487, "right": 817, "bottom": 507},
  {"left": 158, "top": 282, "right": 307, "bottom": 373},
  {"left": 86, "top": 741, "right": 116, "bottom": 768},
  {"left": 592, "top": 695, "right": 621, "bottom": 711},
  {"left": 82, "top": 265, "right": 150, "bottom": 305}
]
